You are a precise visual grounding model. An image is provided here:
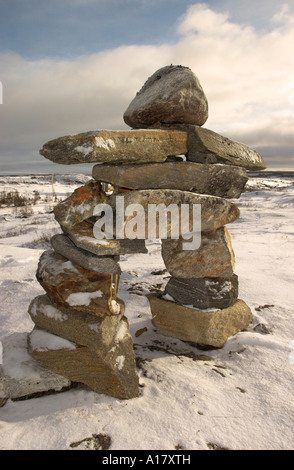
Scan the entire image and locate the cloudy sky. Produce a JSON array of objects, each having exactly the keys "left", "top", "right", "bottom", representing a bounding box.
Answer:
[{"left": 0, "top": 0, "right": 294, "bottom": 173}]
